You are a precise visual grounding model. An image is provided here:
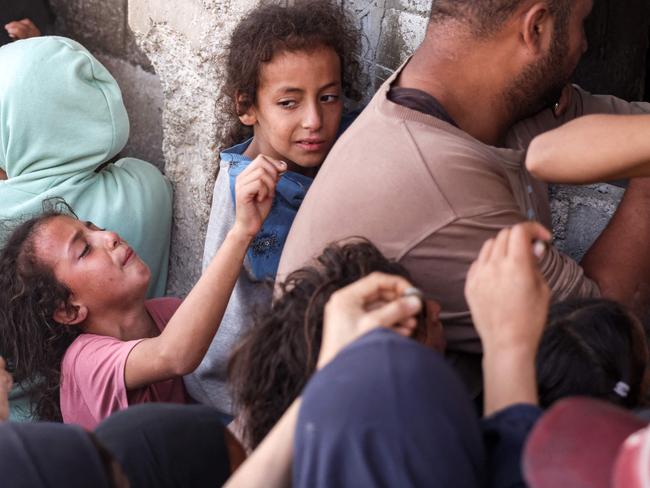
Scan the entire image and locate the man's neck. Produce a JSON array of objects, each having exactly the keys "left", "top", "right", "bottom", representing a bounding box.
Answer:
[
  {"left": 83, "top": 300, "right": 157, "bottom": 342},
  {"left": 397, "top": 35, "right": 519, "bottom": 147}
]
